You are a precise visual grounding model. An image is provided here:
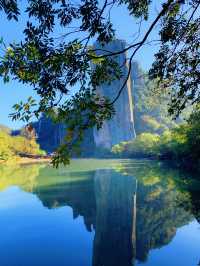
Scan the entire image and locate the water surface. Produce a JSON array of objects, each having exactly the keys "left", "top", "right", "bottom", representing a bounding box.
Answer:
[{"left": 0, "top": 159, "right": 200, "bottom": 266}]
